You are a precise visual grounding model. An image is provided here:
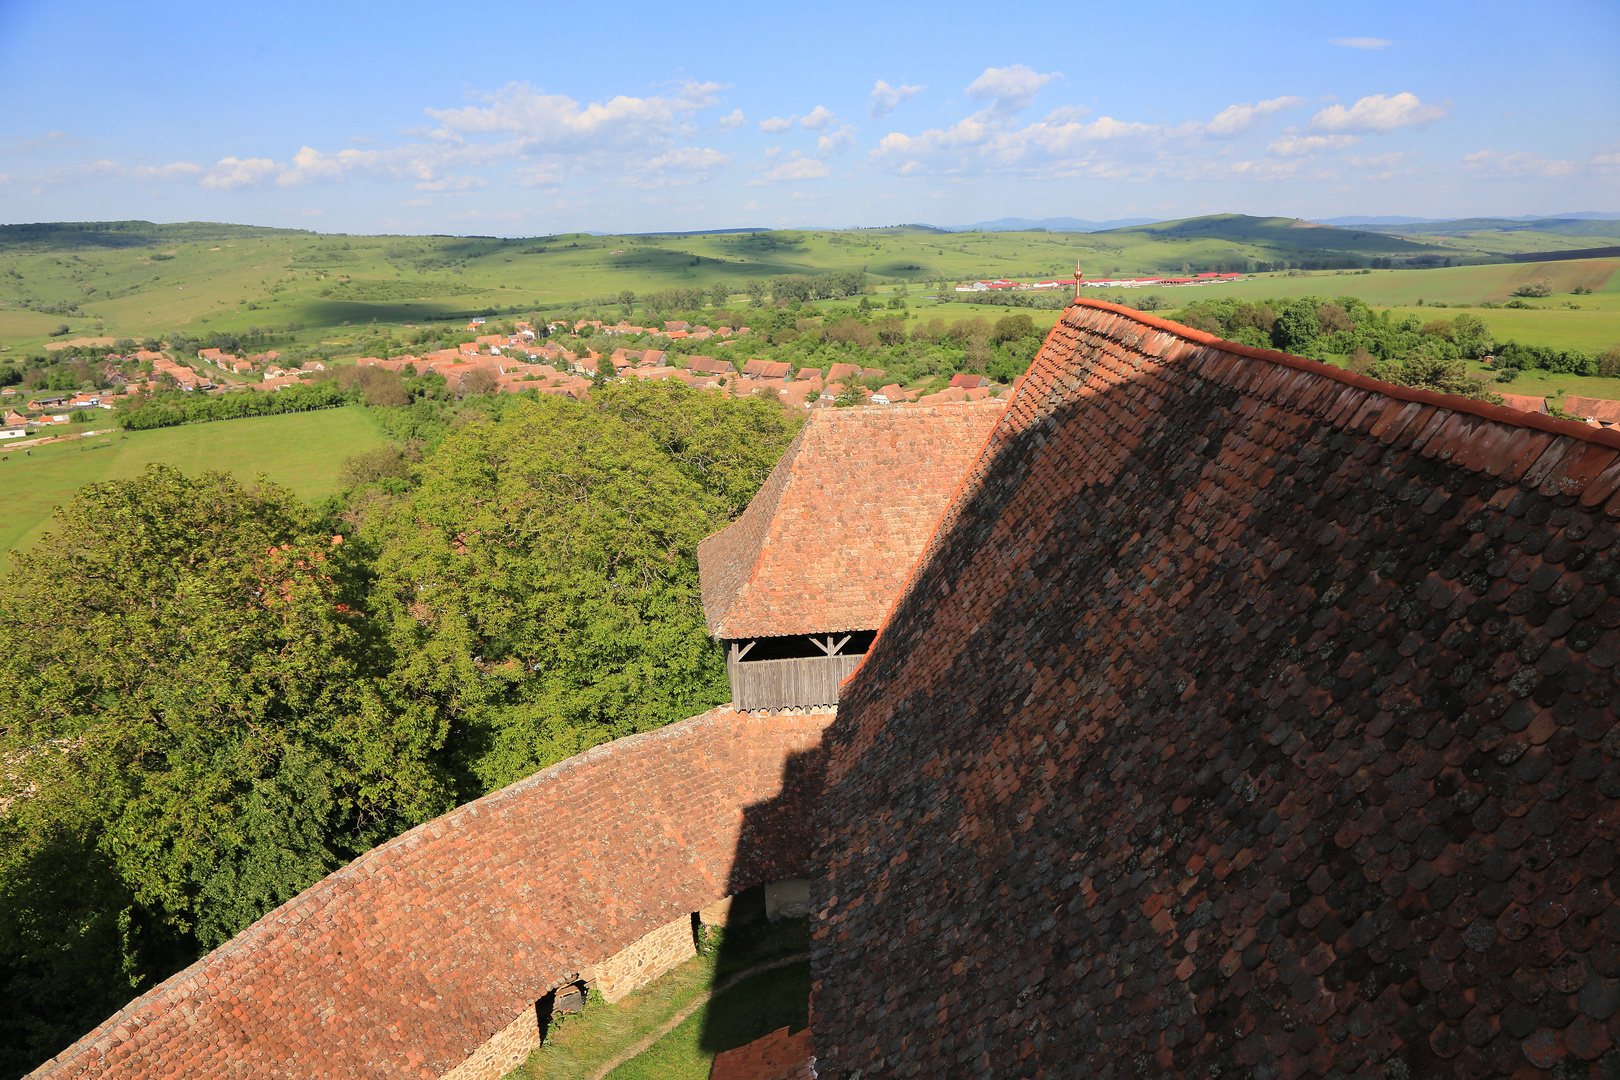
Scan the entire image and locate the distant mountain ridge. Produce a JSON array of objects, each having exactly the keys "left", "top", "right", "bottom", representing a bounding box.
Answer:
[
  {"left": 1317, "top": 212, "right": 1620, "bottom": 226},
  {"left": 946, "top": 216, "right": 1164, "bottom": 233},
  {"left": 1327, "top": 217, "right": 1620, "bottom": 240}
]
